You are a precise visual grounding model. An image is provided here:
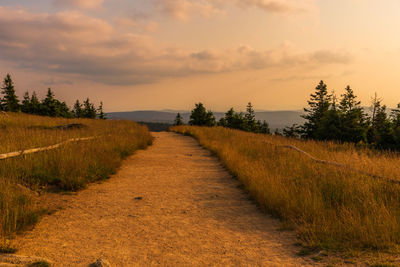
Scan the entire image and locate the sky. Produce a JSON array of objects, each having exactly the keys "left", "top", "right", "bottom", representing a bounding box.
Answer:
[{"left": 0, "top": 0, "right": 399, "bottom": 112}]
